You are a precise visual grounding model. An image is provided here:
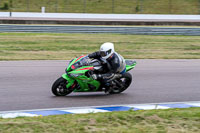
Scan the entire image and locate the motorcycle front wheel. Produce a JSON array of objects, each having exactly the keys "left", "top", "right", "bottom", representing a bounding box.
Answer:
[
  {"left": 109, "top": 72, "right": 132, "bottom": 94},
  {"left": 52, "top": 77, "right": 73, "bottom": 96}
]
